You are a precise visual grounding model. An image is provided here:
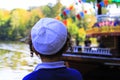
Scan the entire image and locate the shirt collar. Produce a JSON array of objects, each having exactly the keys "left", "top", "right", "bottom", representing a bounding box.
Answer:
[{"left": 34, "top": 61, "right": 66, "bottom": 71}]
